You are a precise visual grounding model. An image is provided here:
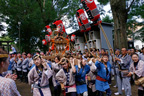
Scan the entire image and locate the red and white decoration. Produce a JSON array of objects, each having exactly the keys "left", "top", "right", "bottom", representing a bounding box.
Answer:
[
  {"left": 42, "top": 39, "right": 47, "bottom": 45},
  {"left": 94, "top": 18, "right": 102, "bottom": 26},
  {"left": 45, "top": 35, "right": 51, "bottom": 42},
  {"left": 81, "top": 0, "right": 100, "bottom": 21},
  {"left": 53, "top": 20, "right": 66, "bottom": 34},
  {"left": 45, "top": 25, "right": 52, "bottom": 35},
  {"left": 76, "top": 9, "right": 91, "bottom": 32},
  {"left": 71, "top": 34, "right": 76, "bottom": 42}
]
